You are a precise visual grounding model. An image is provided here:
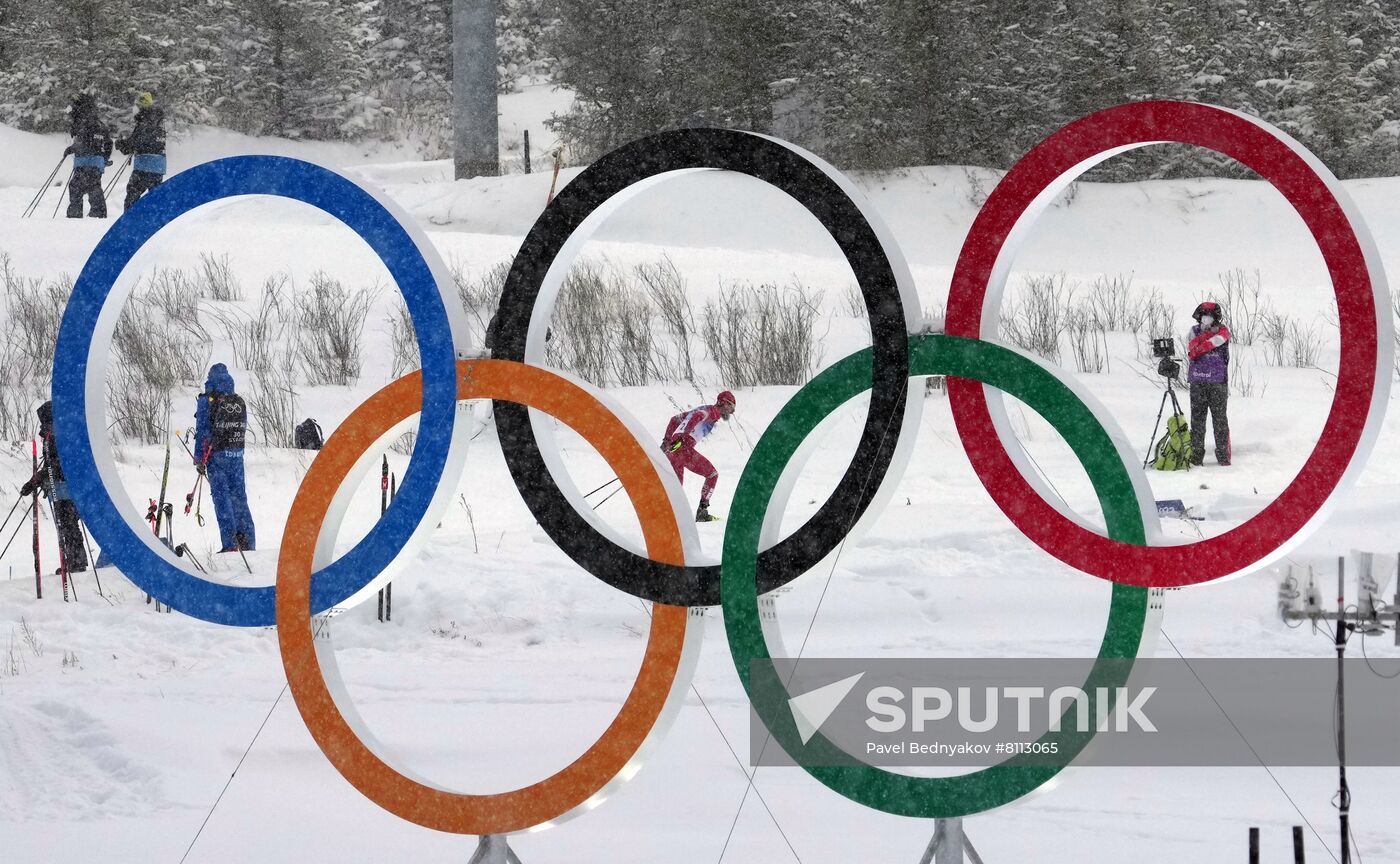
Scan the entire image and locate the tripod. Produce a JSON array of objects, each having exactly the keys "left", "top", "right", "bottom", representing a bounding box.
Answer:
[{"left": 1142, "top": 364, "right": 1187, "bottom": 470}]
